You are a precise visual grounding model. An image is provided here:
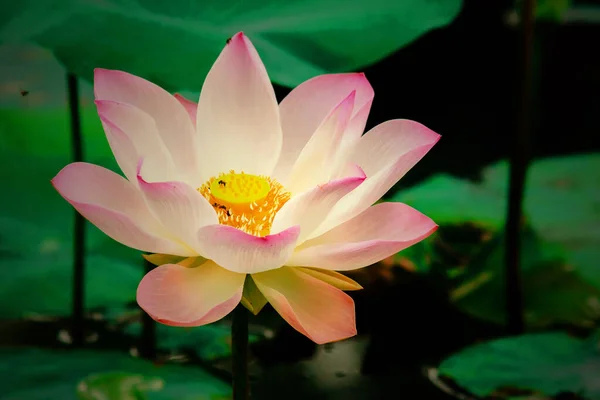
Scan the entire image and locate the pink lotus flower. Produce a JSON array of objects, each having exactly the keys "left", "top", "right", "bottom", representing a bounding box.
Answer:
[{"left": 52, "top": 32, "right": 439, "bottom": 344}]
